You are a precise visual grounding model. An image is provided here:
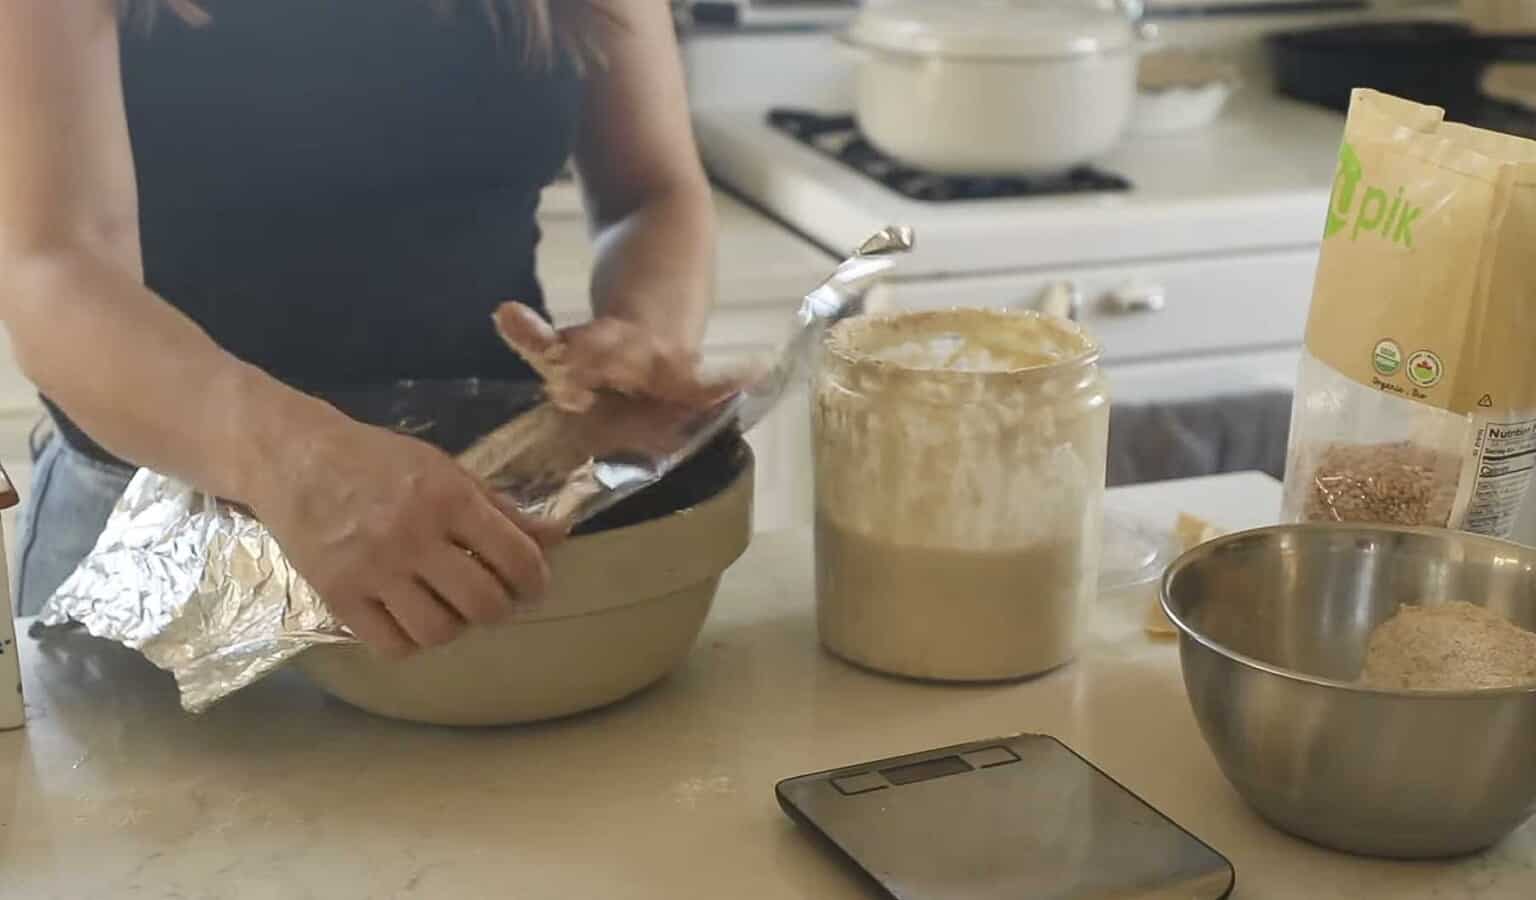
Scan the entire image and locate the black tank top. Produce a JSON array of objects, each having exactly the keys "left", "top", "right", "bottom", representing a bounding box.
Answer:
[{"left": 47, "top": 0, "right": 583, "bottom": 464}]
